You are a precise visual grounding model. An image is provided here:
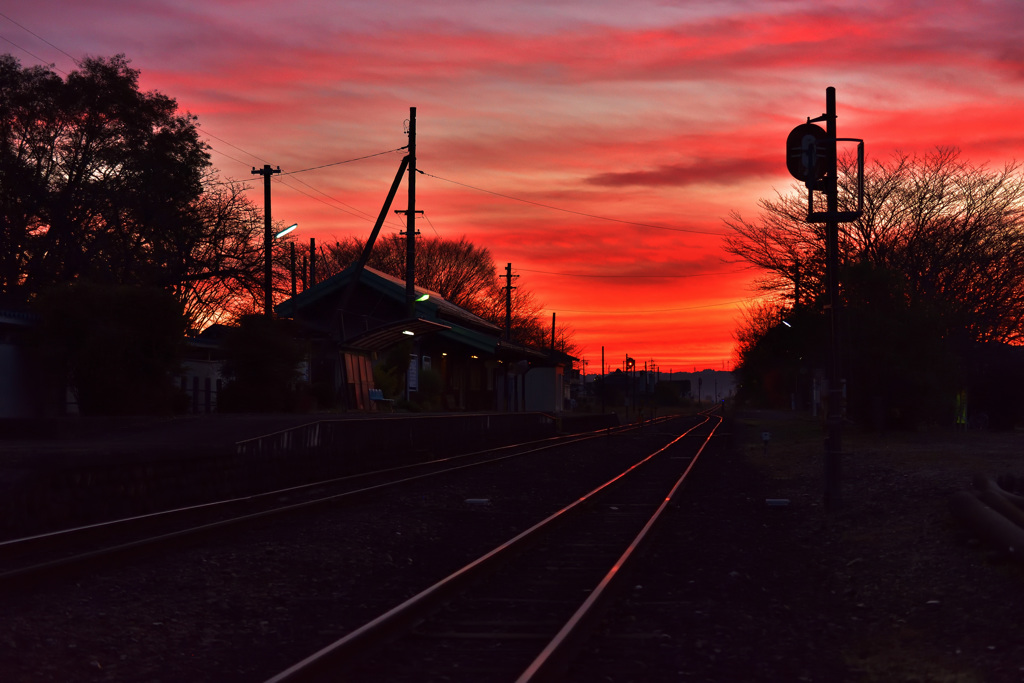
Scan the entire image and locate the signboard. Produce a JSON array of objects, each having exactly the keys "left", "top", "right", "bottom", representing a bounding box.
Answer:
[{"left": 407, "top": 354, "right": 419, "bottom": 392}]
